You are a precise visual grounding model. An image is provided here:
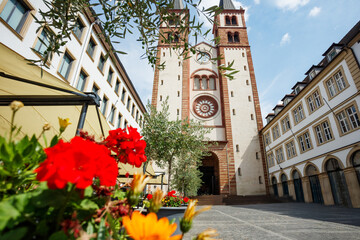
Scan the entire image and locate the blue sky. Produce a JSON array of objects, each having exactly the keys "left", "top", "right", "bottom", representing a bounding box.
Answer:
[{"left": 117, "top": 0, "right": 360, "bottom": 124}]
